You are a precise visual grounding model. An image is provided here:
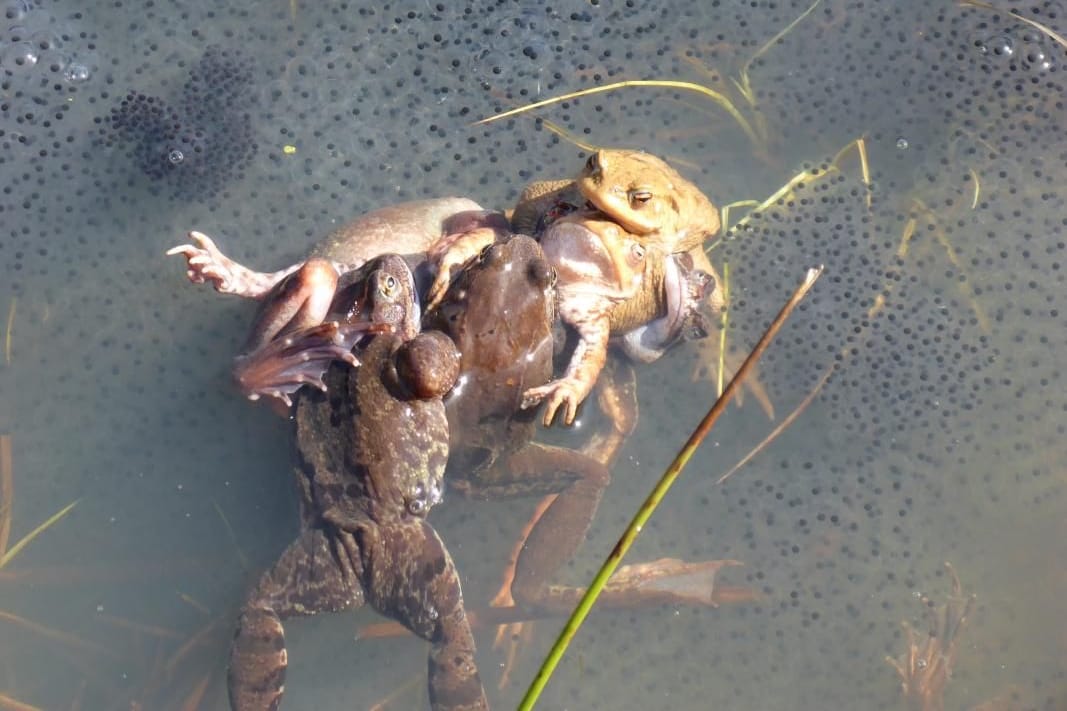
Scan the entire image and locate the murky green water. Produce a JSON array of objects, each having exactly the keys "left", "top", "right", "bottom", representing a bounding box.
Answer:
[{"left": 1, "top": 1, "right": 1064, "bottom": 709}]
